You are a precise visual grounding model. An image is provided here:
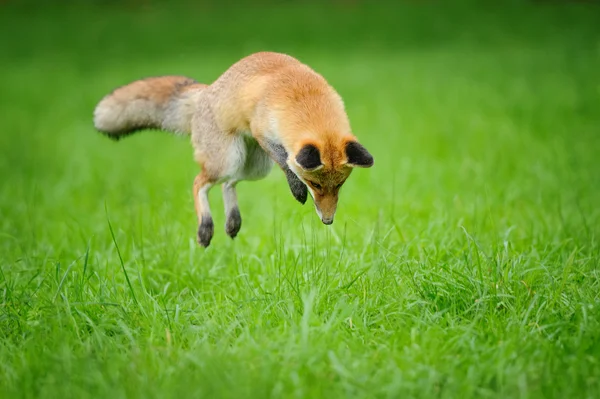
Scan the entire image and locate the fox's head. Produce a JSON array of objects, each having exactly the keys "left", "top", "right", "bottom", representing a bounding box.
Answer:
[{"left": 289, "top": 139, "right": 374, "bottom": 224}]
